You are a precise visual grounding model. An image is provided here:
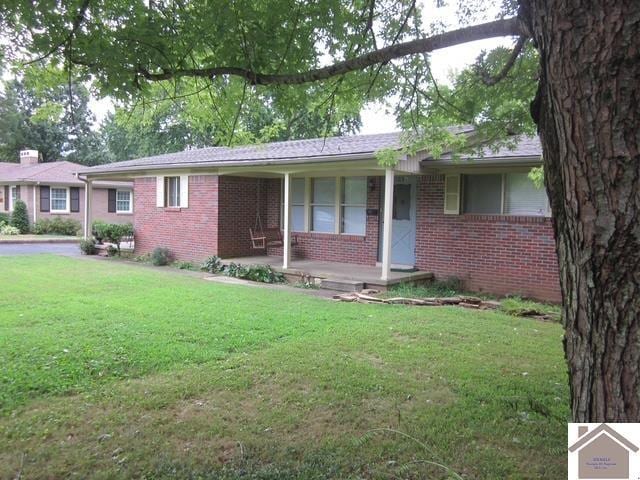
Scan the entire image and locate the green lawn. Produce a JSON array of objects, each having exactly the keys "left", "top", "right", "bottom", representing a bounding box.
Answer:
[{"left": 0, "top": 256, "right": 569, "bottom": 479}]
